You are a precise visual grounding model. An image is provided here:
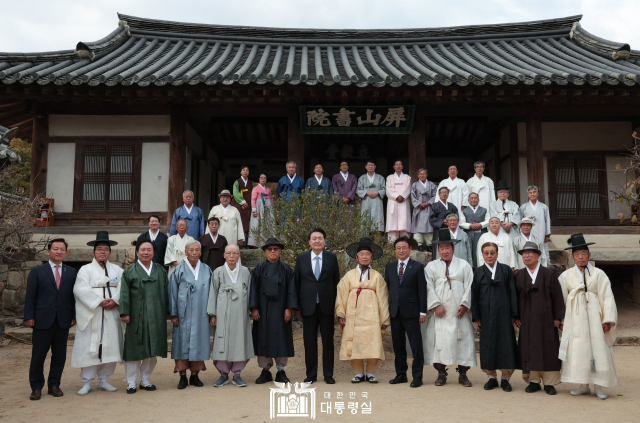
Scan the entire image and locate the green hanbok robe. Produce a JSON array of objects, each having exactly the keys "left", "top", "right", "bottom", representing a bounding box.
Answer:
[{"left": 120, "top": 261, "right": 168, "bottom": 362}]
